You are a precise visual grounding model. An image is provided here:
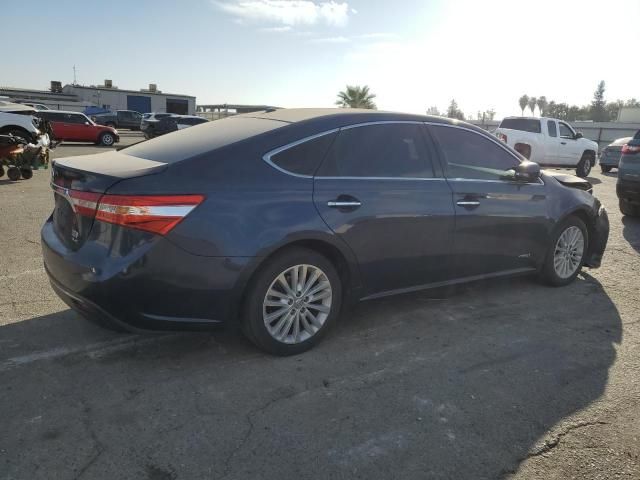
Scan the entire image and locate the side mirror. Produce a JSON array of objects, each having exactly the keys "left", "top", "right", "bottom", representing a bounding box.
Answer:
[
  {"left": 575, "top": 132, "right": 583, "bottom": 139},
  {"left": 514, "top": 160, "right": 540, "bottom": 182},
  {"left": 84, "top": 121, "right": 90, "bottom": 125}
]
